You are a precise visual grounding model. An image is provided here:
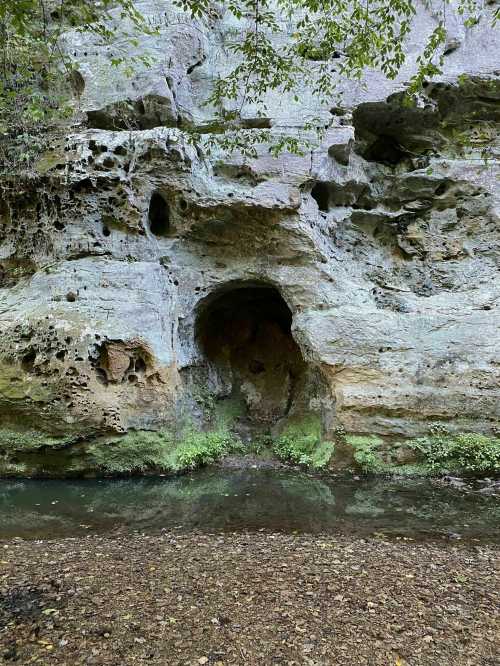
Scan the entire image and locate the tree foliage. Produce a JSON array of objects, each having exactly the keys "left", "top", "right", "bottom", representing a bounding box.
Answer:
[
  {"left": 0, "top": 0, "right": 155, "bottom": 168},
  {"left": 0, "top": 0, "right": 498, "bottom": 163},
  {"left": 180, "top": 0, "right": 499, "bottom": 154}
]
